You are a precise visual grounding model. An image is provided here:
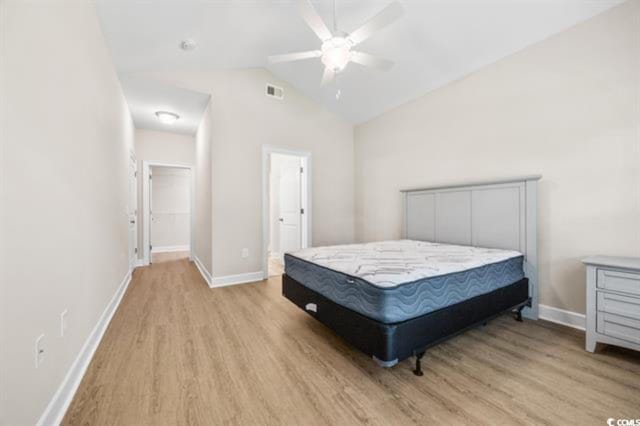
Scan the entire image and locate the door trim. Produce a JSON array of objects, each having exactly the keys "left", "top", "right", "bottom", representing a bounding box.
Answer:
[
  {"left": 128, "top": 150, "right": 138, "bottom": 270},
  {"left": 261, "top": 146, "right": 312, "bottom": 280},
  {"left": 142, "top": 161, "right": 195, "bottom": 265}
]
